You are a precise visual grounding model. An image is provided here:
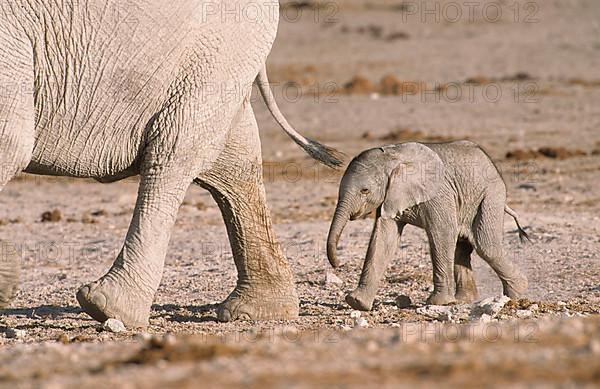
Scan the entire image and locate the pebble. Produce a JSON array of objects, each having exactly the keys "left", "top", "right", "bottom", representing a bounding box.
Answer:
[
  {"left": 479, "top": 313, "right": 493, "bottom": 323},
  {"left": 395, "top": 295, "right": 412, "bottom": 309},
  {"left": 5, "top": 328, "right": 27, "bottom": 339},
  {"left": 102, "top": 318, "right": 126, "bottom": 333},
  {"left": 354, "top": 317, "right": 369, "bottom": 328},
  {"left": 325, "top": 272, "right": 344, "bottom": 286},
  {"left": 470, "top": 296, "right": 511, "bottom": 318}
]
